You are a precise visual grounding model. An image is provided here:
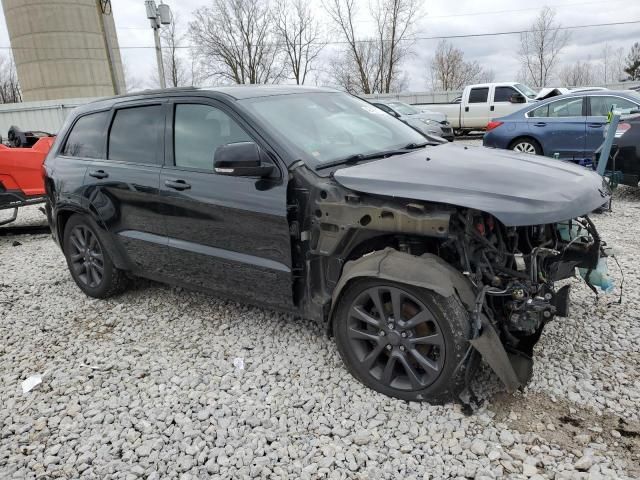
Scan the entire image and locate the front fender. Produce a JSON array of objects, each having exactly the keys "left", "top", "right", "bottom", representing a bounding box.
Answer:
[{"left": 328, "top": 248, "right": 476, "bottom": 333}]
